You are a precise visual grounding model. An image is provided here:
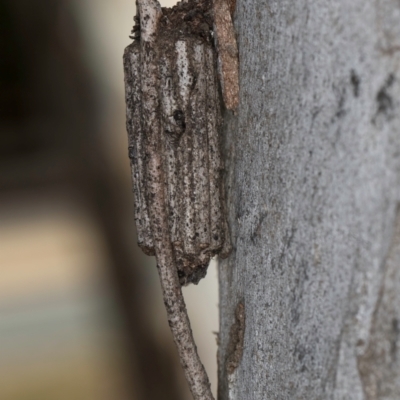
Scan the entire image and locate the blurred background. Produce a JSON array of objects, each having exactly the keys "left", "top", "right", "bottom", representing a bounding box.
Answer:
[{"left": 0, "top": 1, "right": 219, "bottom": 399}]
